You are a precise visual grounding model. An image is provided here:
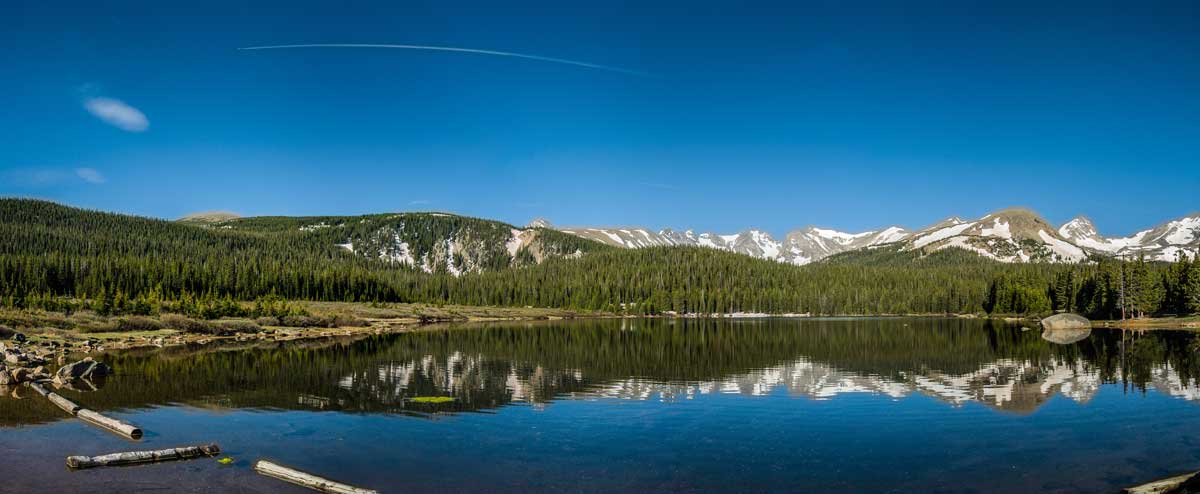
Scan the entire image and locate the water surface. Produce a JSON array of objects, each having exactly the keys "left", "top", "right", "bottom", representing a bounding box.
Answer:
[{"left": 2, "top": 317, "right": 1199, "bottom": 493}]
